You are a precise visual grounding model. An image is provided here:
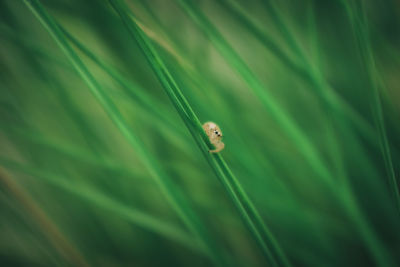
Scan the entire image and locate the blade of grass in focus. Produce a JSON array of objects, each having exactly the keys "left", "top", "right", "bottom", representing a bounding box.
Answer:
[
  {"left": 173, "top": 2, "right": 397, "bottom": 266},
  {"left": 108, "top": 0, "right": 290, "bottom": 266},
  {"left": 2, "top": 0, "right": 400, "bottom": 266},
  {"left": 135, "top": 1, "right": 292, "bottom": 197},
  {"left": 175, "top": 0, "right": 334, "bottom": 187},
  {"left": 22, "top": 1, "right": 223, "bottom": 265}
]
